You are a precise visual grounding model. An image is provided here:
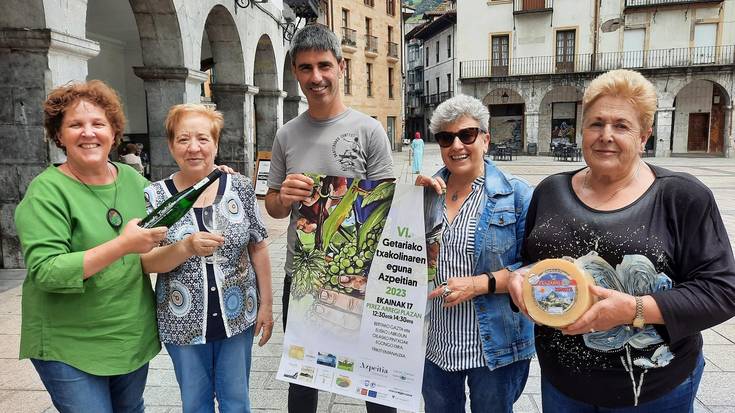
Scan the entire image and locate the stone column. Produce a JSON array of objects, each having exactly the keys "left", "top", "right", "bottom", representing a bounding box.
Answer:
[
  {"left": 283, "top": 95, "right": 306, "bottom": 124},
  {"left": 524, "top": 111, "right": 540, "bottom": 155},
  {"left": 0, "top": 29, "right": 51, "bottom": 267},
  {"left": 210, "top": 83, "right": 259, "bottom": 177},
  {"left": 133, "top": 66, "right": 208, "bottom": 180},
  {"left": 655, "top": 107, "right": 674, "bottom": 157},
  {"left": 0, "top": 29, "right": 99, "bottom": 268},
  {"left": 255, "top": 89, "right": 287, "bottom": 153},
  {"left": 725, "top": 104, "right": 734, "bottom": 158}
]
